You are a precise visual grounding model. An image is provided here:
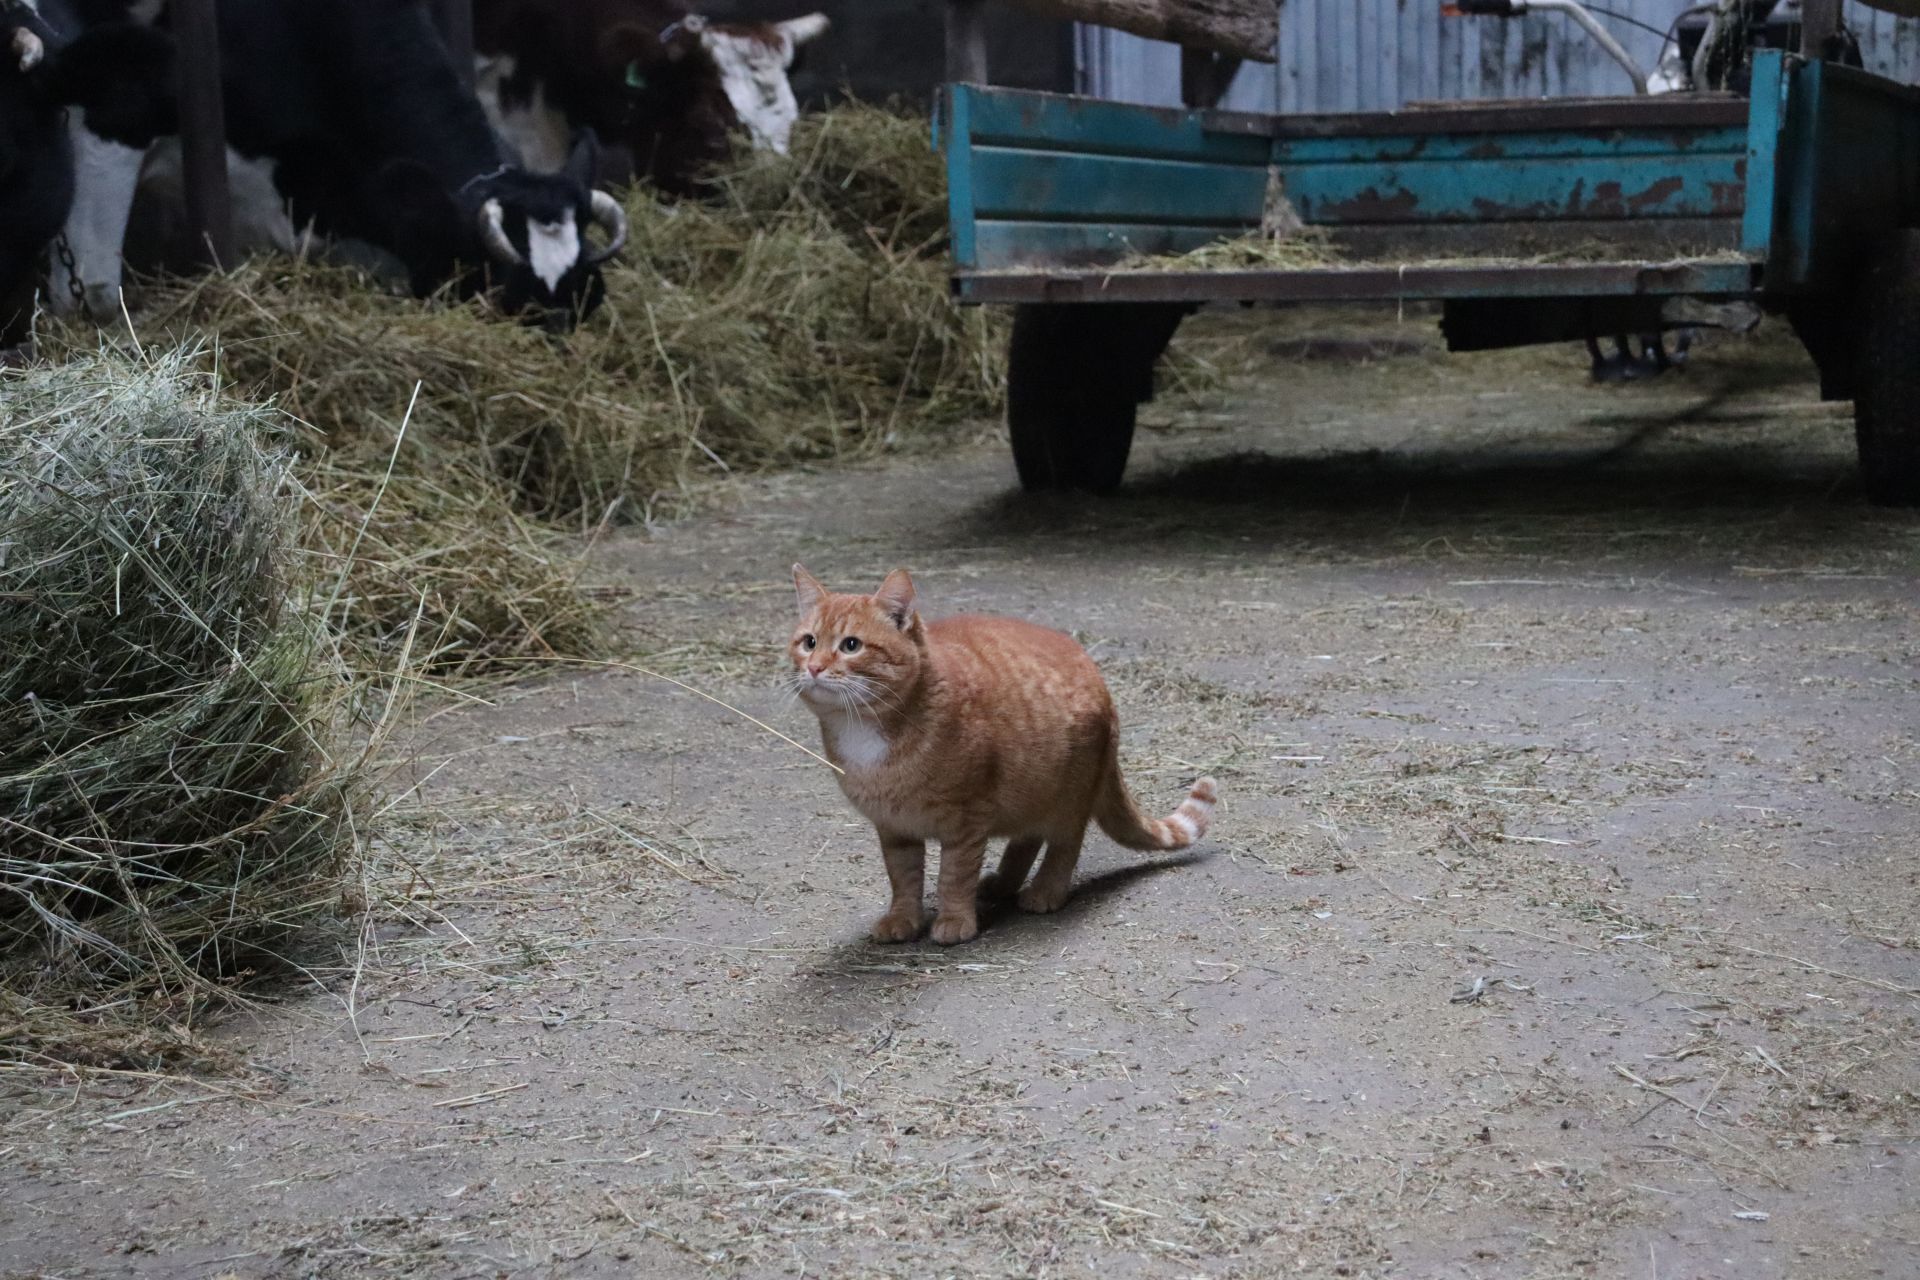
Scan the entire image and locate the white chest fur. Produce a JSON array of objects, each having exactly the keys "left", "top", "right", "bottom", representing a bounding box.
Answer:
[{"left": 823, "top": 716, "right": 890, "bottom": 772}]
